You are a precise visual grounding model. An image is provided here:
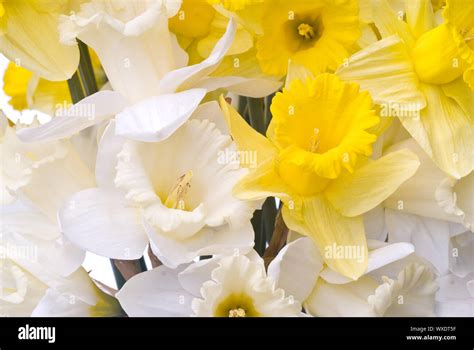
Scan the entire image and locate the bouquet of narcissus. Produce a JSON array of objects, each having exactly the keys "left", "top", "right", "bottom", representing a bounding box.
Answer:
[{"left": 1, "top": 0, "right": 473, "bottom": 318}]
